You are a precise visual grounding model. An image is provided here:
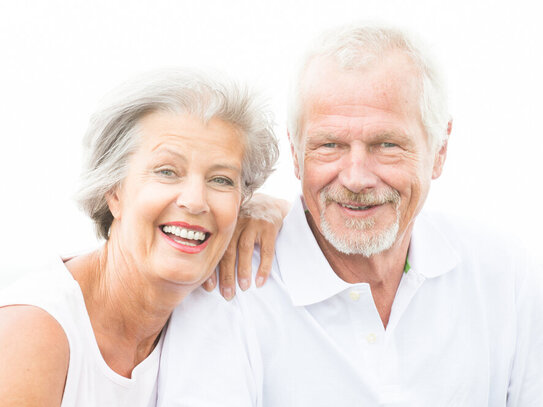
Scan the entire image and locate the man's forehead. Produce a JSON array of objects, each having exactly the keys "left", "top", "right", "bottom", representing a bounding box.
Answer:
[
  {"left": 302, "top": 52, "right": 421, "bottom": 101},
  {"left": 299, "top": 53, "right": 423, "bottom": 129}
]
